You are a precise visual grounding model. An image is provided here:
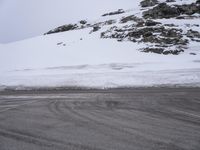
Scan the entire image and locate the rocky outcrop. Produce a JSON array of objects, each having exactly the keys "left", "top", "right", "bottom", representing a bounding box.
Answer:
[
  {"left": 120, "top": 15, "right": 144, "bottom": 24},
  {"left": 140, "top": 0, "right": 158, "bottom": 7},
  {"left": 145, "top": 20, "right": 161, "bottom": 26},
  {"left": 186, "top": 29, "right": 200, "bottom": 38},
  {"left": 166, "top": 0, "right": 175, "bottom": 2},
  {"left": 79, "top": 20, "right": 87, "bottom": 25},
  {"left": 176, "top": 3, "right": 200, "bottom": 15},
  {"left": 102, "top": 9, "right": 125, "bottom": 17},
  {"left": 101, "top": 22, "right": 188, "bottom": 55},
  {"left": 45, "top": 24, "right": 78, "bottom": 35},
  {"left": 143, "top": 3, "right": 180, "bottom": 19},
  {"left": 104, "top": 20, "right": 117, "bottom": 25},
  {"left": 101, "top": 1, "right": 199, "bottom": 55},
  {"left": 92, "top": 26, "right": 101, "bottom": 32},
  {"left": 44, "top": 0, "right": 200, "bottom": 55},
  {"left": 142, "top": 48, "right": 183, "bottom": 55},
  {"left": 143, "top": 2, "right": 200, "bottom": 19}
]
